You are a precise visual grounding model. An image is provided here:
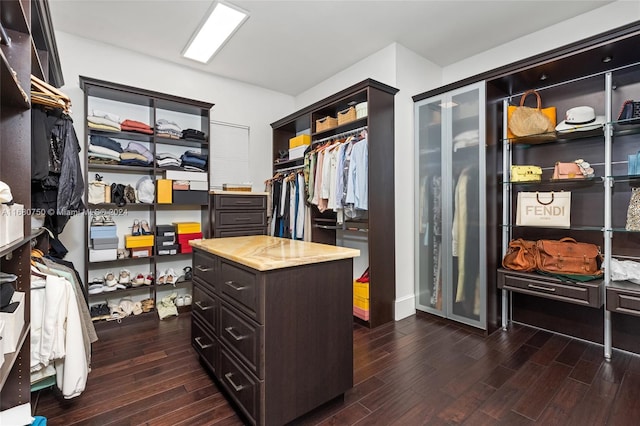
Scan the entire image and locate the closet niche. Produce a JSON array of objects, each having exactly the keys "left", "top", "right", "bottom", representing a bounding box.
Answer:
[{"left": 270, "top": 79, "right": 398, "bottom": 328}]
